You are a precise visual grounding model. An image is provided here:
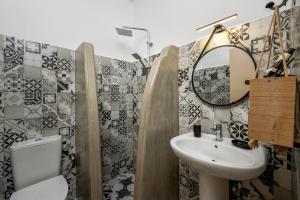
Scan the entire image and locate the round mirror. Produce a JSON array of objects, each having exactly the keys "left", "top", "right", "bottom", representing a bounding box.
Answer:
[{"left": 192, "top": 45, "right": 256, "bottom": 106}]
